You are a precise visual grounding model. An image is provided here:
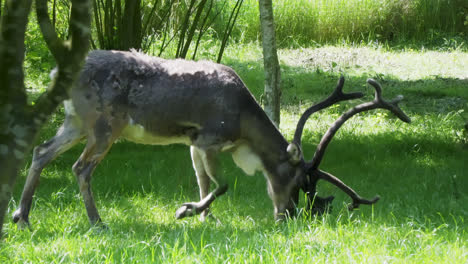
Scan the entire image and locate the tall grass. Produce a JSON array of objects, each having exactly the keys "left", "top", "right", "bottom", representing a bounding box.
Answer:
[{"left": 226, "top": 0, "right": 468, "bottom": 47}]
